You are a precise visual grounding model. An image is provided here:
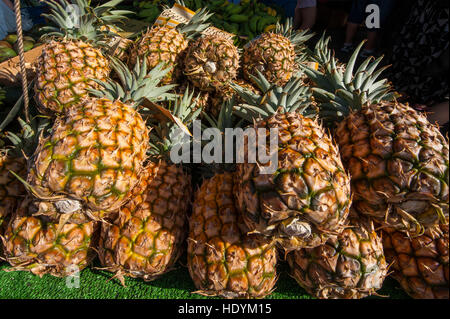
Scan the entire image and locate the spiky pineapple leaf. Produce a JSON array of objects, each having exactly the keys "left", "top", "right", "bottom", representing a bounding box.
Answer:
[{"left": 231, "top": 71, "right": 315, "bottom": 122}]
